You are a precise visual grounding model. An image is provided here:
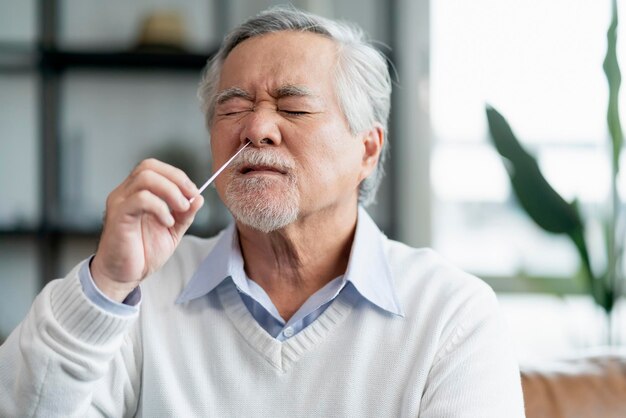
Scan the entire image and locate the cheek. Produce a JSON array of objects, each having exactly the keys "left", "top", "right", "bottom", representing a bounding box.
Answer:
[
  {"left": 213, "top": 176, "right": 228, "bottom": 201},
  {"left": 298, "top": 137, "right": 362, "bottom": 190},
  {"left": 211, "top": 120, "right": 243, "bottom": 143},
  {"left": 210, "top": 125, "right": 238, "bottom": 165}
]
